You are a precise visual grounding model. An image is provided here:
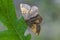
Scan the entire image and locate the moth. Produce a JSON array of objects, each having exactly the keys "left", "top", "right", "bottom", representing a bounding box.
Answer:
[{"left": 20, "top": 3, "right": 43, "bottom": 35}]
